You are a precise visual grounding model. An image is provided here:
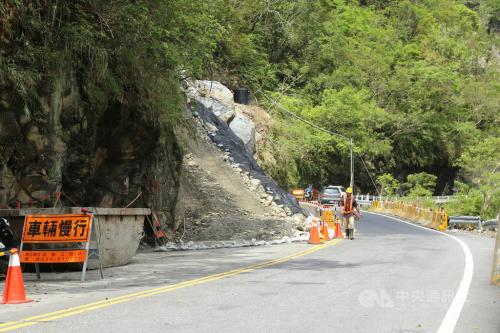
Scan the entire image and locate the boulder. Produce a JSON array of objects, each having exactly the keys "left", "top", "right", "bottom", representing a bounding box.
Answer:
[
  {"left": 197, "top": 96, "right": 235, "bottom": 124},
  {"left": 228, "top": 113, "right": 256, "bottom": 154},
  {"left": 194, "top": 80, "right": 234, "bottom": 106}
]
